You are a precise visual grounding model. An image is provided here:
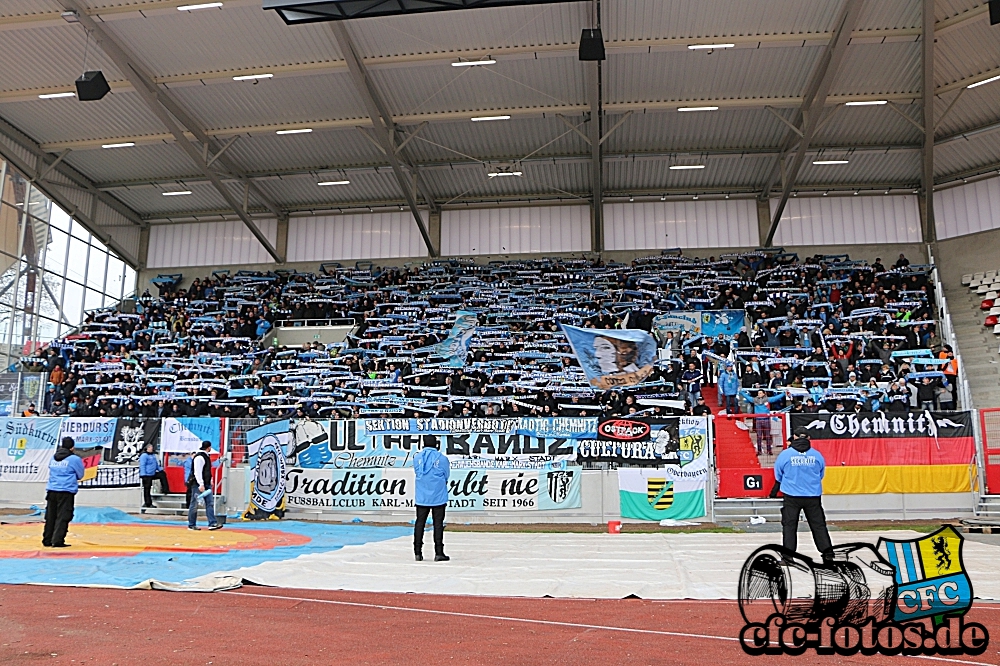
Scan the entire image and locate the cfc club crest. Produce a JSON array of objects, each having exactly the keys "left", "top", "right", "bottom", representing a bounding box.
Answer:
[
  {"left": 878, "top": 526, "right": 973, "bottom": 623},
  {"left": 647, "top": 478, "right": 674, "bottom": 510},
  {"left": 7, "top": 437, "right": 26, "bottom": 460},
  {"left": 546, "top": 470, "right": 573, "bottom": 504}
]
